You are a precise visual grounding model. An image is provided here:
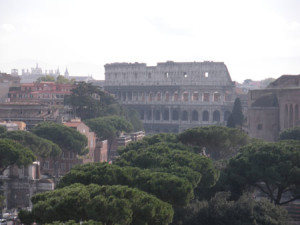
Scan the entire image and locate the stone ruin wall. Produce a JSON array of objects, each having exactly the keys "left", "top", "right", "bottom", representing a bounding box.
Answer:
[{"left": 104, "top": 61, "right": 236, "bottom": 134}]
